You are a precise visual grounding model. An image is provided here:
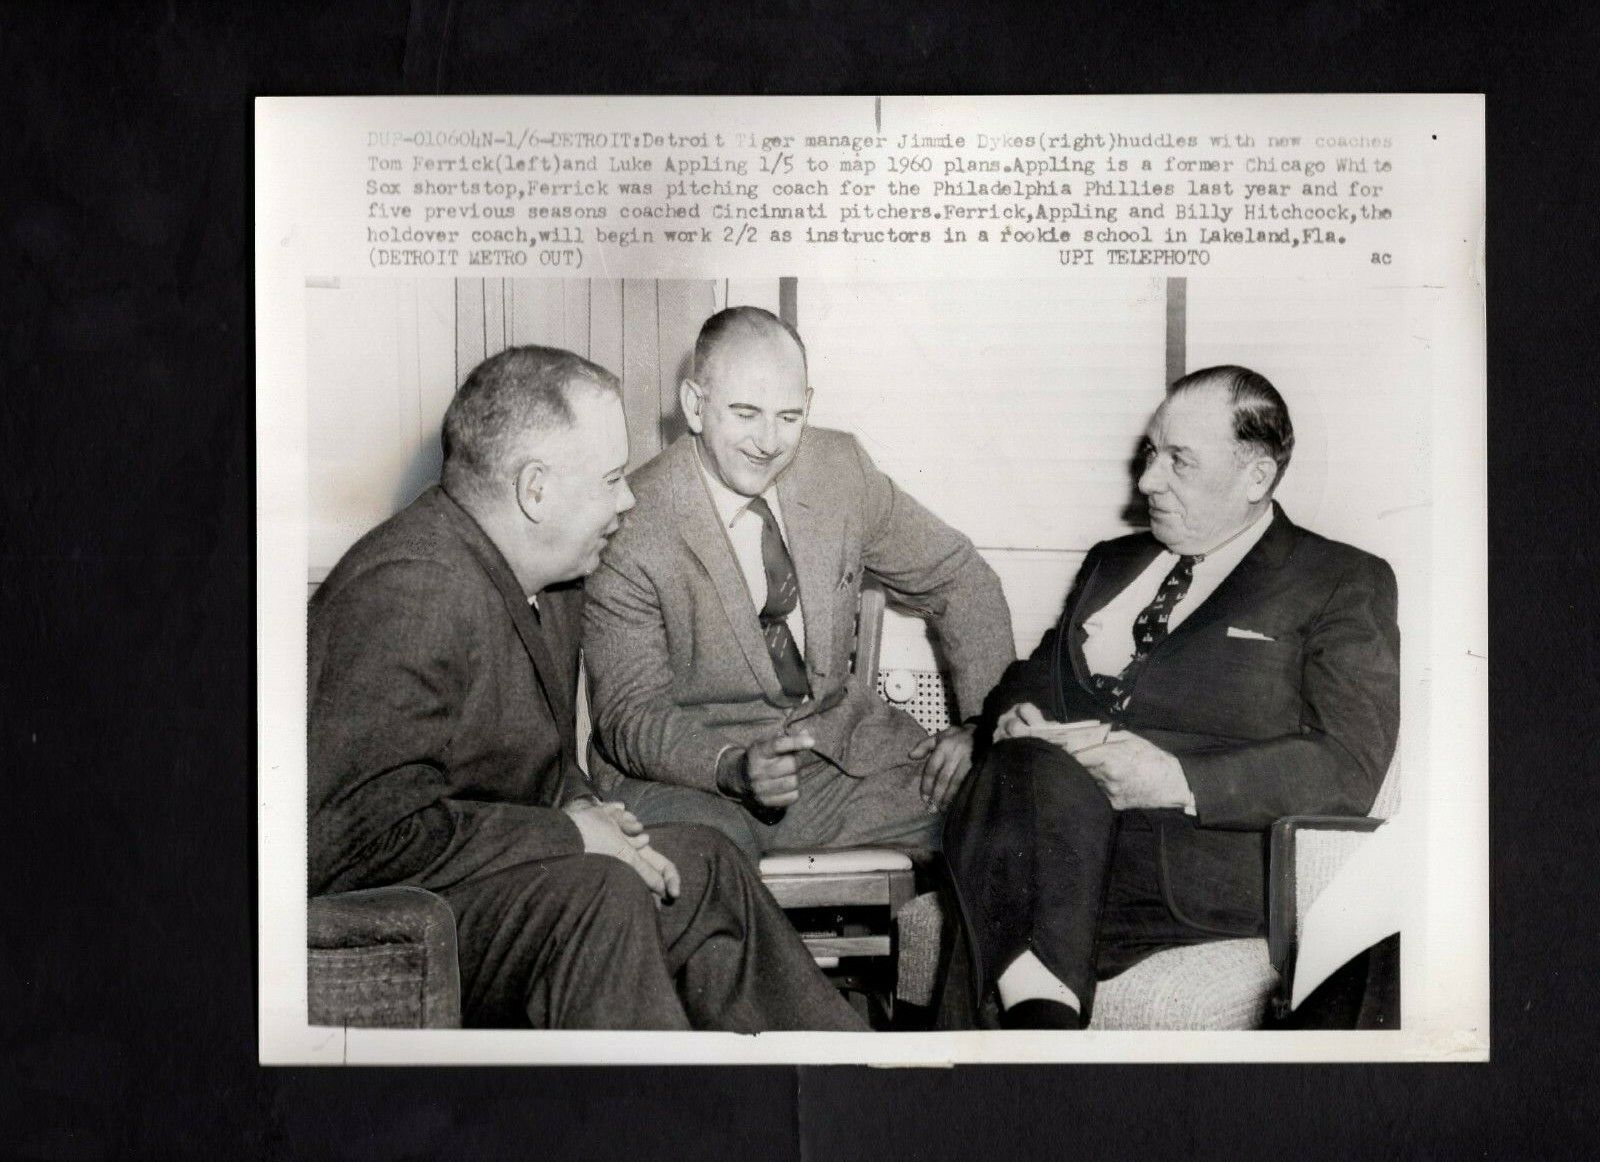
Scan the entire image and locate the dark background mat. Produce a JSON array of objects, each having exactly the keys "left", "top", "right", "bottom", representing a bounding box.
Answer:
[{"left": 1, "top": 1, "right": 1593, "bottom": 1157}]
